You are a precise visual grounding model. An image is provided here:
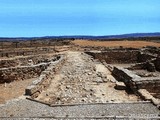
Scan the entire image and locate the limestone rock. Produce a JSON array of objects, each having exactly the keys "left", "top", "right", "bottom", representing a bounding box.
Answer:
[{"left": 115, "top": 82, "right": 126, "bottom": 90}]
